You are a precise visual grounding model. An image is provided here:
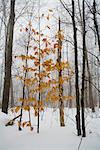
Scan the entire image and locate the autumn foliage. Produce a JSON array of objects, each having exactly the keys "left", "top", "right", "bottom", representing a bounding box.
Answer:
[{"left": 14, "top": 17, "right": 74, "bottom": 130}]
